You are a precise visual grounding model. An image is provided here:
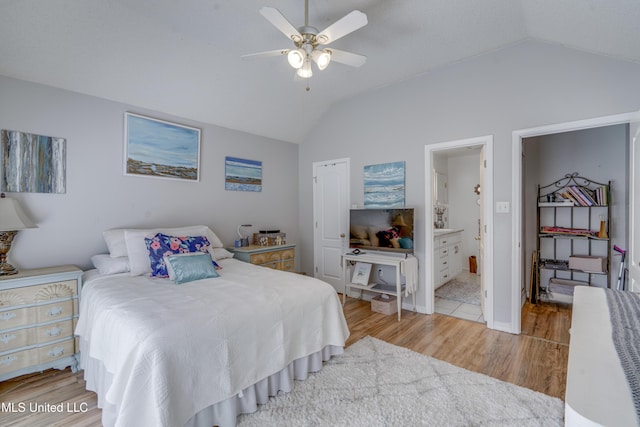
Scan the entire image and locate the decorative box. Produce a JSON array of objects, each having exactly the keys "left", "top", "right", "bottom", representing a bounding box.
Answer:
[
  {"left": 568, "top": 256, "right": 607, "bottom": 273},
  {"left": 253, "top": 232, "right": 286, "bottom": 246},
  {"left": 371, "top": 295, "right": 397, "bottom": 315}
]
